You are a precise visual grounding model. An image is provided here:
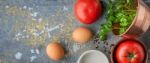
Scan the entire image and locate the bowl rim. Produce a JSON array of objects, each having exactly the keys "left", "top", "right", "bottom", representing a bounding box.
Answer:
[
  {"left": 110, "top": 38, "right": 148, "bottom": 63},
  {"left": 77, "top": 50, "right": 109, "bottom": 63}
]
